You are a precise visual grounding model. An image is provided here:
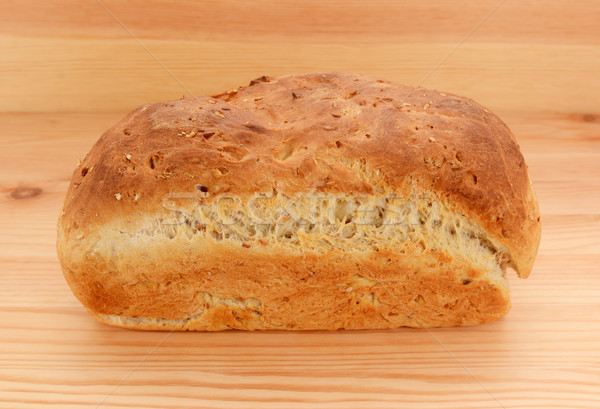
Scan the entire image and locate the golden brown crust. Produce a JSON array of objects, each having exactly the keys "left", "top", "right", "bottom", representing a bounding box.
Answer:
[
  {"left": 64, "top": 241, "right": 510, "bottom": 330},
  {"left": 57, "top": 72, "right": 540, "bottom": 330}
]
